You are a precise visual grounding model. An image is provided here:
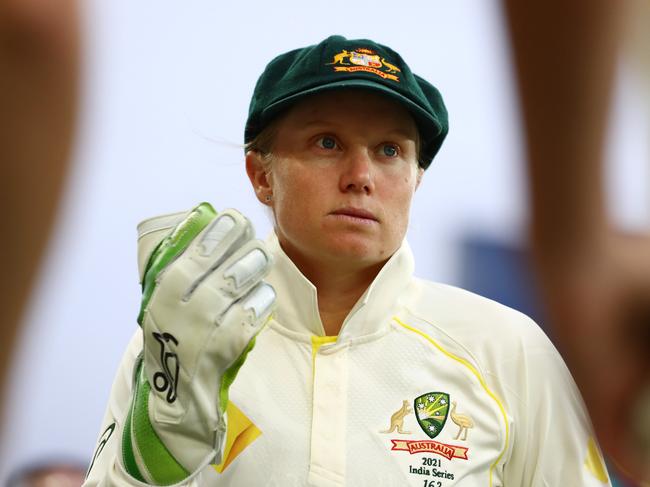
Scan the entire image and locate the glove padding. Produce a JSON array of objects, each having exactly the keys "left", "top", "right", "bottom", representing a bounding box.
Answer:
[{"left": 121, "top": 203, "right": 275, "bottom": 485}]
